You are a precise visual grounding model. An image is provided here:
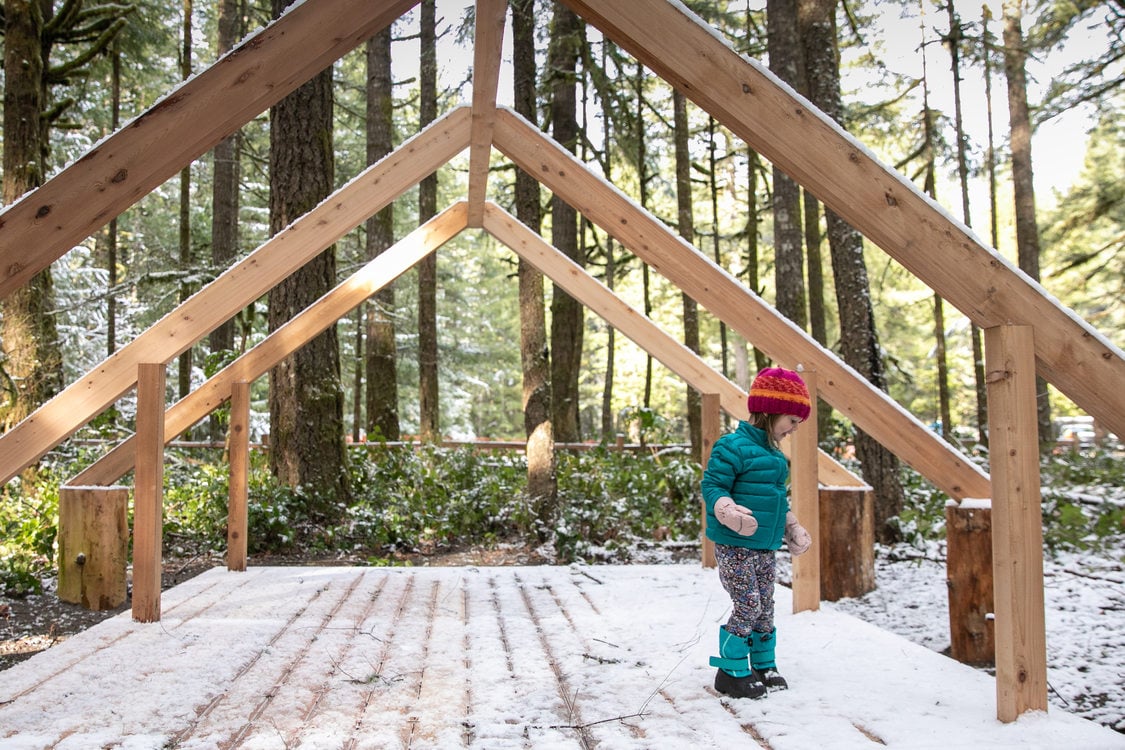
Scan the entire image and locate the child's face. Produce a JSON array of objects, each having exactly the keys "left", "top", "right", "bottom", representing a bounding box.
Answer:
[{"left": 771, "top": 414, "right": 803, "bottom": 441}]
